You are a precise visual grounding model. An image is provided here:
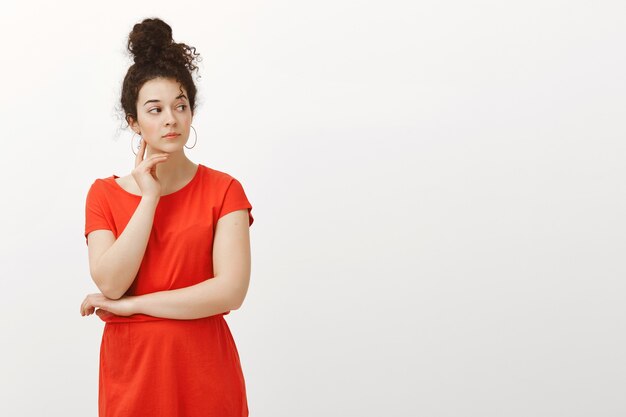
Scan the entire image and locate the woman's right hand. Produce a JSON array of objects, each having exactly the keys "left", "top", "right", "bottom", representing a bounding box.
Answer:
[{"left": 131, "top": 139, "right": 169, "bottom": 199}]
